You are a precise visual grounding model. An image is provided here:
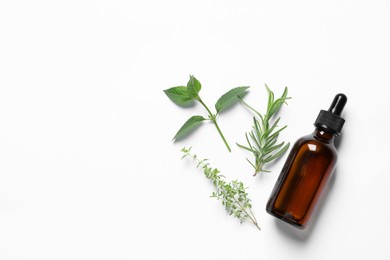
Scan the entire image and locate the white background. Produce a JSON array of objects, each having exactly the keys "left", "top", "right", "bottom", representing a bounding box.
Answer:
[{"left": 1, "top": 0, "right": 389, "bottom": 259}]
